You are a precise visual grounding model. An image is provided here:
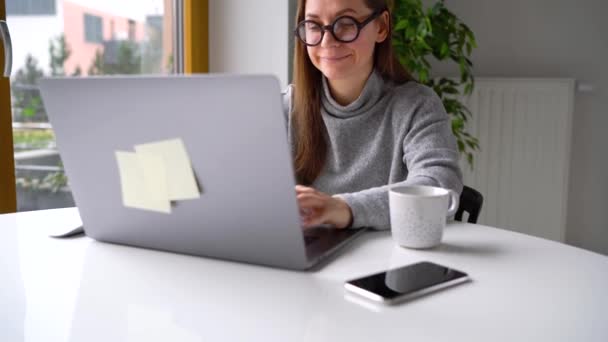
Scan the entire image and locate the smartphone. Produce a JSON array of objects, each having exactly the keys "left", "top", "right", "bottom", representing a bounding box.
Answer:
[{"left": 344, "top": 261, "right": 470, "bottom": 305}]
